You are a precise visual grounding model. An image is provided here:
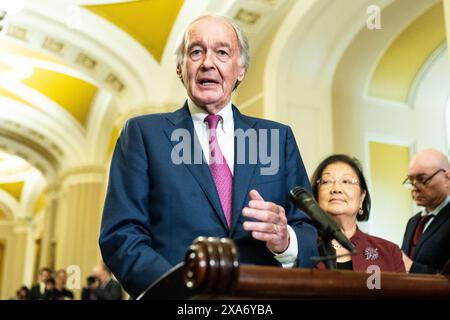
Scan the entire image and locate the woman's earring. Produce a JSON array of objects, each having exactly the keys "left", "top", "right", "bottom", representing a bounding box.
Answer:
[{"left": 358, "top": 208, "right": 364, "bottom": 215}]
